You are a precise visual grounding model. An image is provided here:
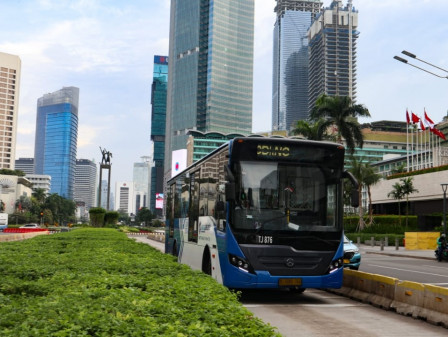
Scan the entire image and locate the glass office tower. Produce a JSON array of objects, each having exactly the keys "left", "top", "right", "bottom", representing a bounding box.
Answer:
[
  {"left": 150, "top": 55, "right": 168, "bottom": 216},
  {"left": 272, "top": 0, "right": 322, "bottom": 131},
  {"left": 165, "top": 0, "right": 254, "bottom": 179},
  {"left": 34, "top": 86, "right": 79, "bottom": 199}
]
